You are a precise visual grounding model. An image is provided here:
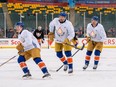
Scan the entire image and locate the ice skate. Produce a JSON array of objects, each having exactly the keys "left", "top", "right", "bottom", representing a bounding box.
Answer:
[
  {"left": 83, "top": 64, "right": 88, "bottom": 70},
  {"left": 22, "top": 72, "right": 32, "bottom": 79},
  {"left": 93, "top": 65, "right": 98, "bottom": 70},
  {"left": 64, "top": 65, "right": 68, "bottom": 71},
  {"left": 42, "top": 73, "right": 51, "bottom": 79},
  {"left": 68, "top": 69, "right": 73, "bottom": 74}
]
